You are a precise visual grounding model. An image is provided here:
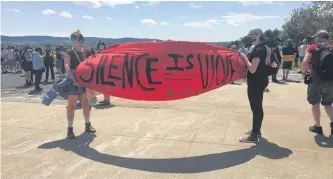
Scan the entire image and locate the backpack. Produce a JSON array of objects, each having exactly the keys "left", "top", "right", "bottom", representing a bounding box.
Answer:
[
  {"left": 316, "top": 45, "right": 333, "bottom": 81},
  {"left": 252, "top": 43, "right": 278, "bottom": 77}
]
